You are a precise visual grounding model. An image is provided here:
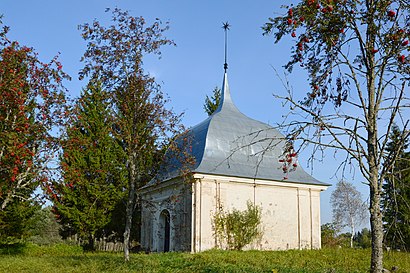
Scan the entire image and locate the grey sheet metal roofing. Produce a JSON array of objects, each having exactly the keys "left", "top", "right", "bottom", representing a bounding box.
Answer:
[{"left": 152, "top": 72, "right": 328, "bottom": 186}]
